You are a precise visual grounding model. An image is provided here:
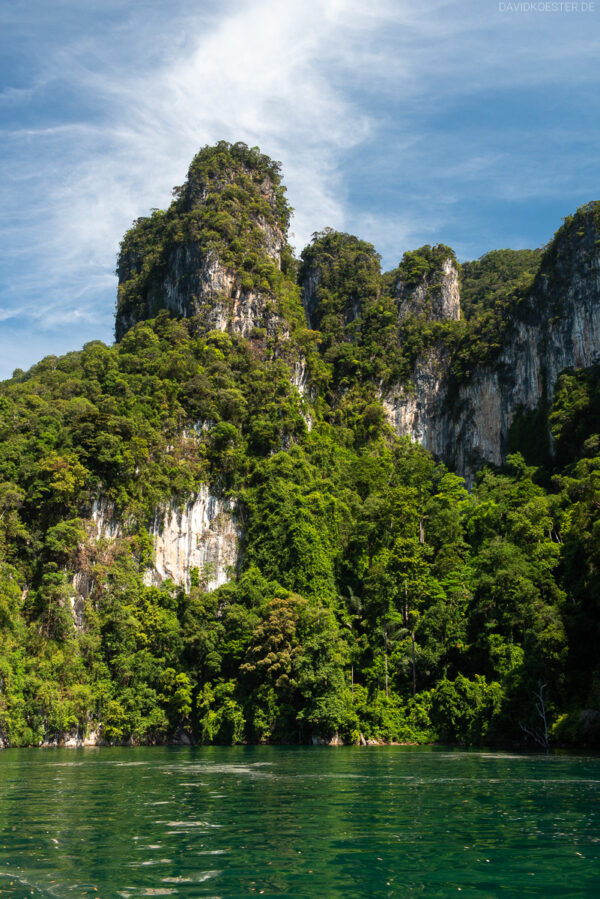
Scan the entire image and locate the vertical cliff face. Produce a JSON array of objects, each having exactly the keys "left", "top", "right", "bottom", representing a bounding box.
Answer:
[
  {"left": 396, "top": 252, "right": 461, "bottom": 322},
  {"left": 383, "top": 204, "right": 600, "bottom": 481},
  {"left": 458, "top": 208, "right": 600, "bottom": 472},
  {"left": 115, "top": 141, "right": 297, "bottom": 341},
  {"left": 382, "top": 247, "right": 461, "bottom": 463},
  {"left": 112, "top": 145, "right": 599, "bottom": 553},
  {"left": 72, "top": 487, "right": 240, "bottom": 618},
  {"left": 104, "top": 144, "right": 310, "bottom": 612},
  {"left": 145, "top": 488, "right": 240, "bottom": 592},
  {"left": 90, "top": 496, "right": 121, "bottom": 539},
  {"left": 383, "top": 346, "right": 454, "bottom": 459}
]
